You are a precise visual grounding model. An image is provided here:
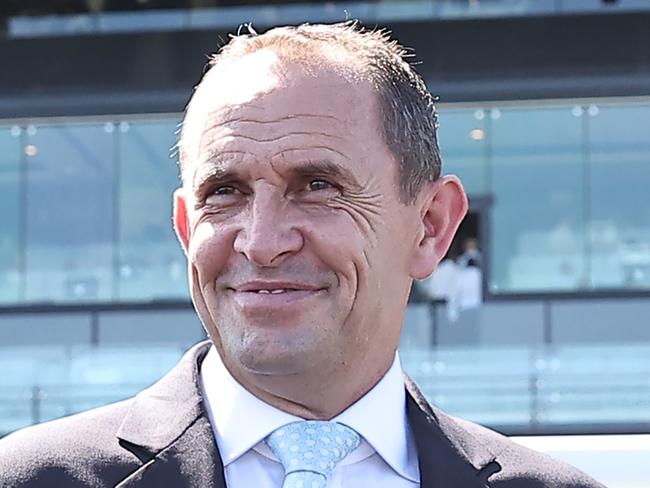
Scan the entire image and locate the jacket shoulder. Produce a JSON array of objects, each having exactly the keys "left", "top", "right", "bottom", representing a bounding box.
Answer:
[
  {"left": 451, "top": 416, "right": 607, "bottom": 487},
  {"left": 0, "top": 399, "right": 140, "bottom": 488}
]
